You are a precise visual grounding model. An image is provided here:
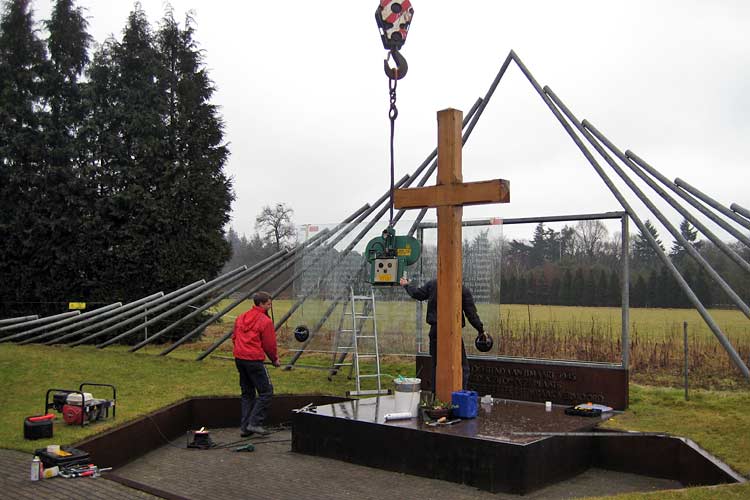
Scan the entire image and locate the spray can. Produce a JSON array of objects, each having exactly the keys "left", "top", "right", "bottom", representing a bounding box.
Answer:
[{"left": 30, "top": 456, "right": 41, "bottom": 481}]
